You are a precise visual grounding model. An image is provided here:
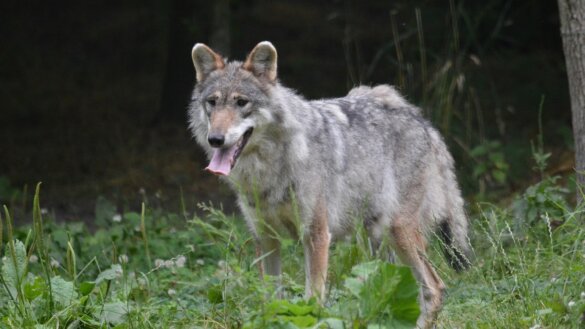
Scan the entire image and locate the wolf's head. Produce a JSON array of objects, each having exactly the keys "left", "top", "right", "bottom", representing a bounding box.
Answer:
[{"left": 189, "top": 42, "right": 279, "bottom": 176}]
